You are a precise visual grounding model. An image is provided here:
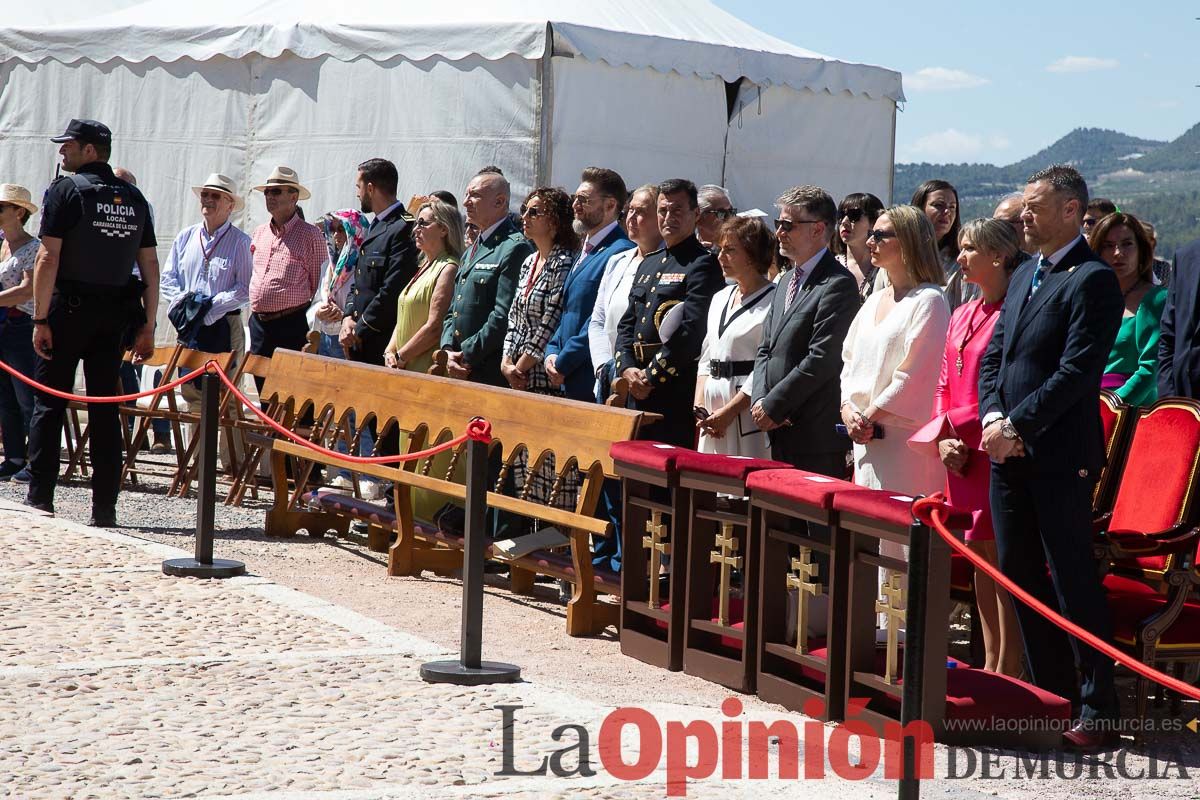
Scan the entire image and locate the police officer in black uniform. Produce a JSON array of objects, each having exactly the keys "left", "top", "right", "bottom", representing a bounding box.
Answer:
[
  {"left": 26, "top": 119, "right": 159, "bottom": 526},
  {"left": 615, "top": 178, "right": 724, "bottom": 446}
]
